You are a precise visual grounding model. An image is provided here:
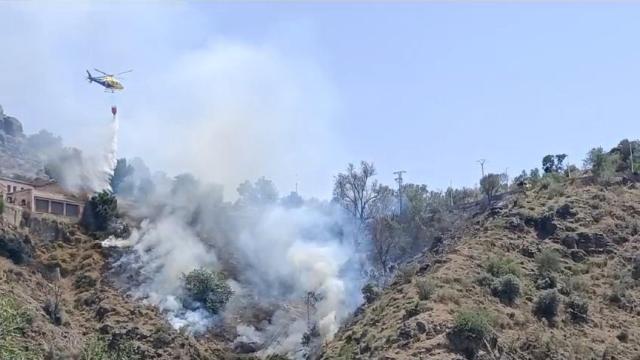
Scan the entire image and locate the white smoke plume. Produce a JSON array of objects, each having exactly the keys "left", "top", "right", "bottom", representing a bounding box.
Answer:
[
  {"left": 25, "top": 114, "right": 119, "bottom": 193},
  {"left": 106, "top": 174, "right": 367, "bottom": 358}
]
